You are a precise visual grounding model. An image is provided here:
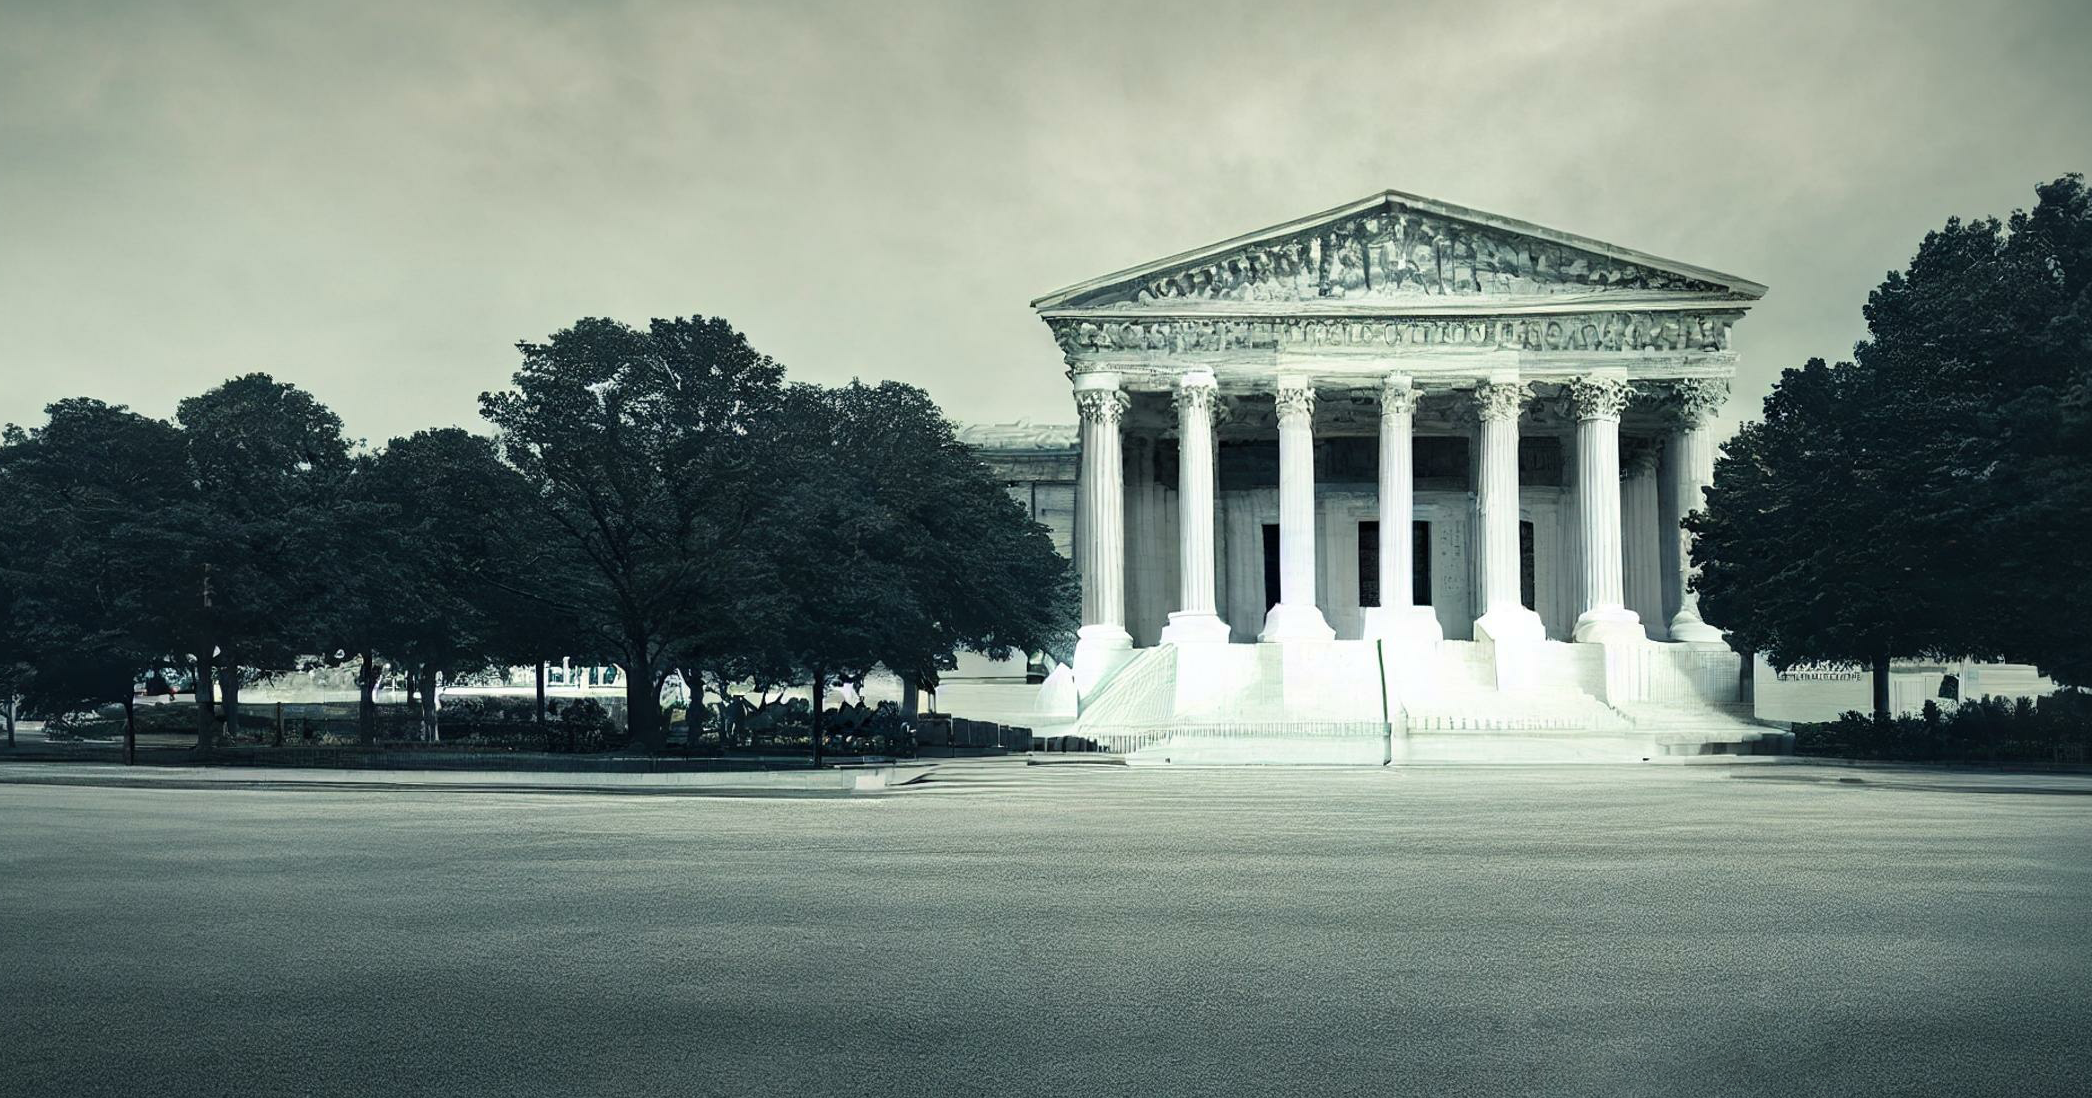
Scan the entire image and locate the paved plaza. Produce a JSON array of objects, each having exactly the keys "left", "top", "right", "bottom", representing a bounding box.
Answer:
[{"left": 4, "top": 762, "right": 2089, "bottom": 1096}]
